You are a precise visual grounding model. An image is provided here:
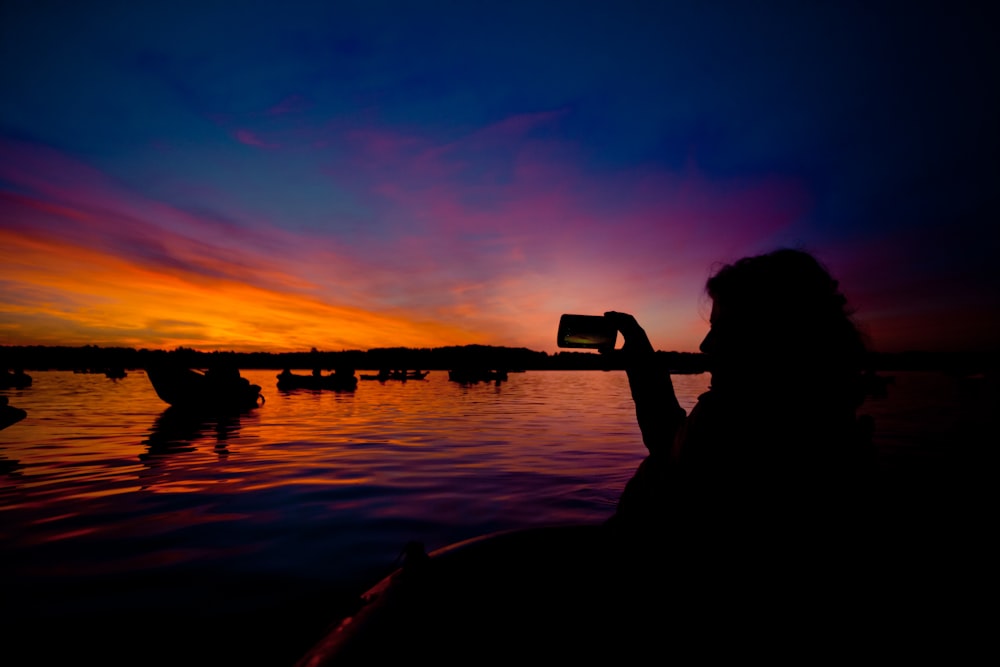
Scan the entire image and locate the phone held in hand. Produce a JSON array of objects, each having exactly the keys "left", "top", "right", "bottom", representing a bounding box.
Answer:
[{"left": 557, "top": 314, "right": 618, "bottom": 349}]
